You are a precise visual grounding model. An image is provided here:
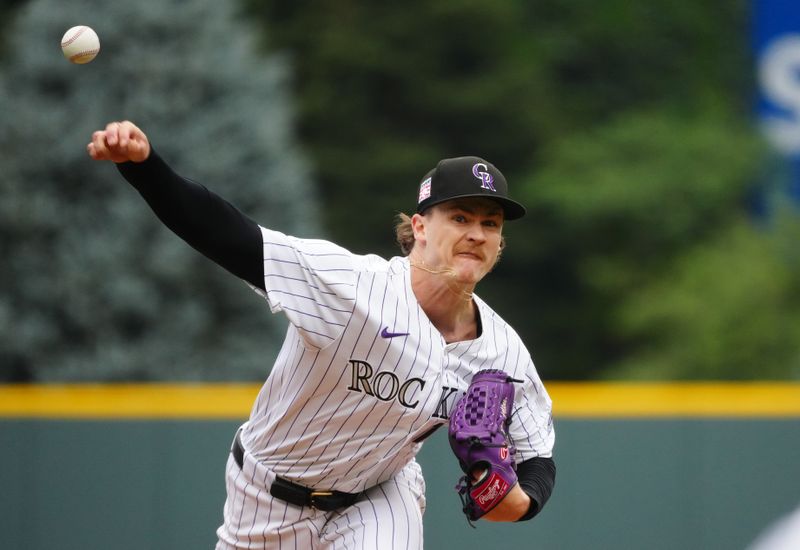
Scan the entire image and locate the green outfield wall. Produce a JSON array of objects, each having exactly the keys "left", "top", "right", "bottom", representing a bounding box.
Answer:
[{"left": 1, "top": 384, "right": 798, "bottom": 550}]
